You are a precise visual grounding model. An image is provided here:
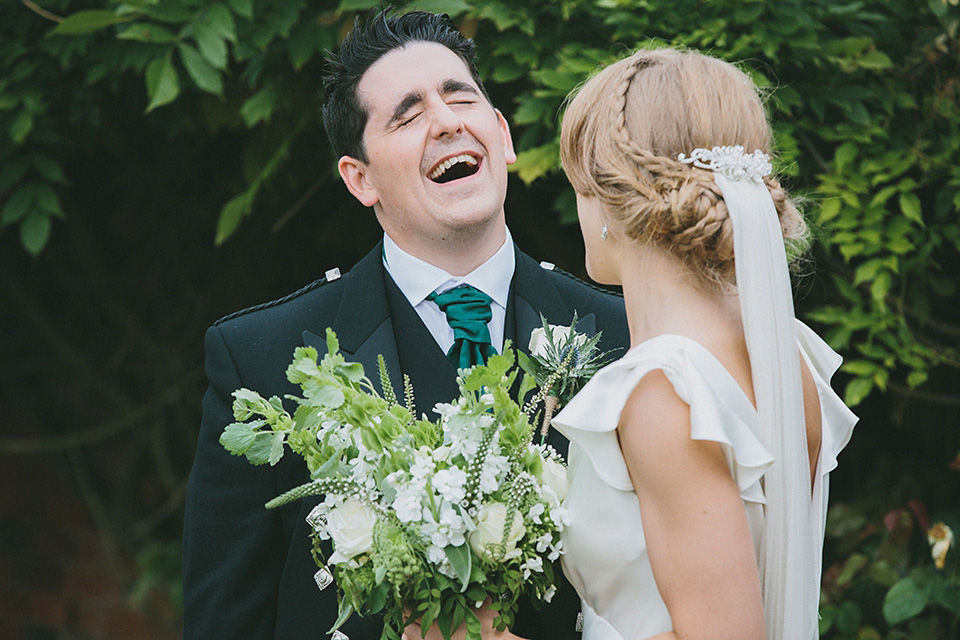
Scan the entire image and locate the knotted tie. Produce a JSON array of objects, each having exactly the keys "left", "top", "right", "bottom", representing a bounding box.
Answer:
[{"left": 427, "top": 284, "right": 497, "bottom": 370}]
